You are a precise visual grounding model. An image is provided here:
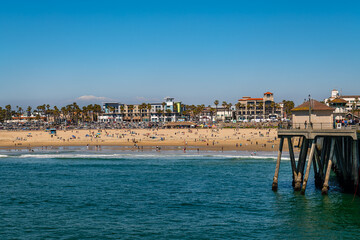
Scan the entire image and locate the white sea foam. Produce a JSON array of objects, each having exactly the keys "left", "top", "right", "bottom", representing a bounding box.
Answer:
[
  {"left": 14, "top": 152, "right": 290, "bottom": 161},
  {"left": 0, "top": 154, "right": 8, "bottom": 158}
]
